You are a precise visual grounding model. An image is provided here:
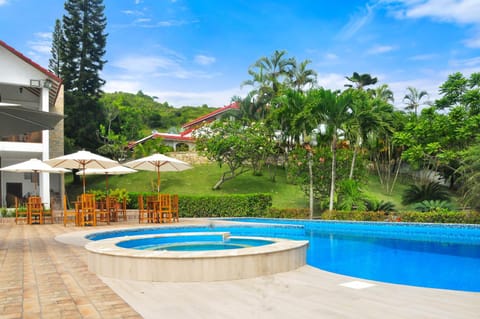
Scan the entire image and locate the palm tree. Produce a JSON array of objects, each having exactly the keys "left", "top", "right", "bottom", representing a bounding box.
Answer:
[
  {"left": 243, "top": 50, "right": 295, "bottom": 95},
  {"left": 345, "top": 89, "right": 394, "bottom": 179},
  {"left": 344, "top": 72, "right": 378, "bottom": 90},
  {"left": 288, "top": 59, "right": 317, "bottom": 92},
  {"left": 403, "top": 86, "right": 429, "bottom": 116},
  {"left": 307, "top": 88, "right": 353, "bottom": 211},
  {"left": 370, "top": 84, "right": 394, "bottom": 103}
]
